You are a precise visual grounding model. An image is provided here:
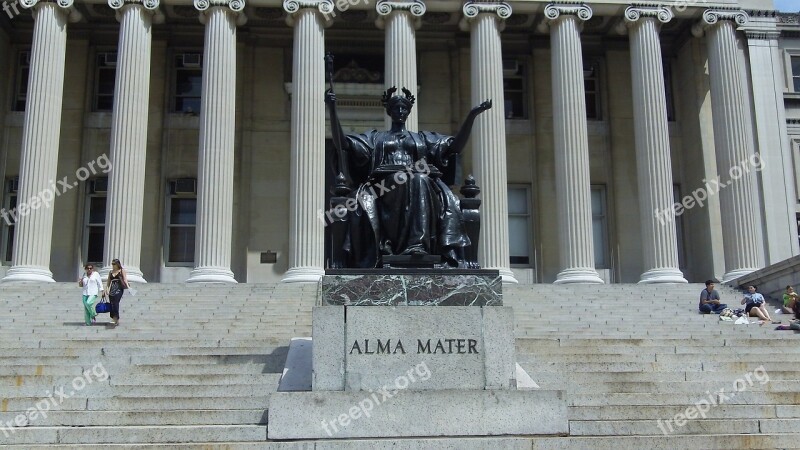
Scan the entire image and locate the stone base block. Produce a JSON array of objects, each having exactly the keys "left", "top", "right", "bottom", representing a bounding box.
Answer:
[
  {"left": 267, "top": 389, "right": 568, "bottom": 439},
  {"left": 313, "top": 306, "right": 516, "bottom": 391}
]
